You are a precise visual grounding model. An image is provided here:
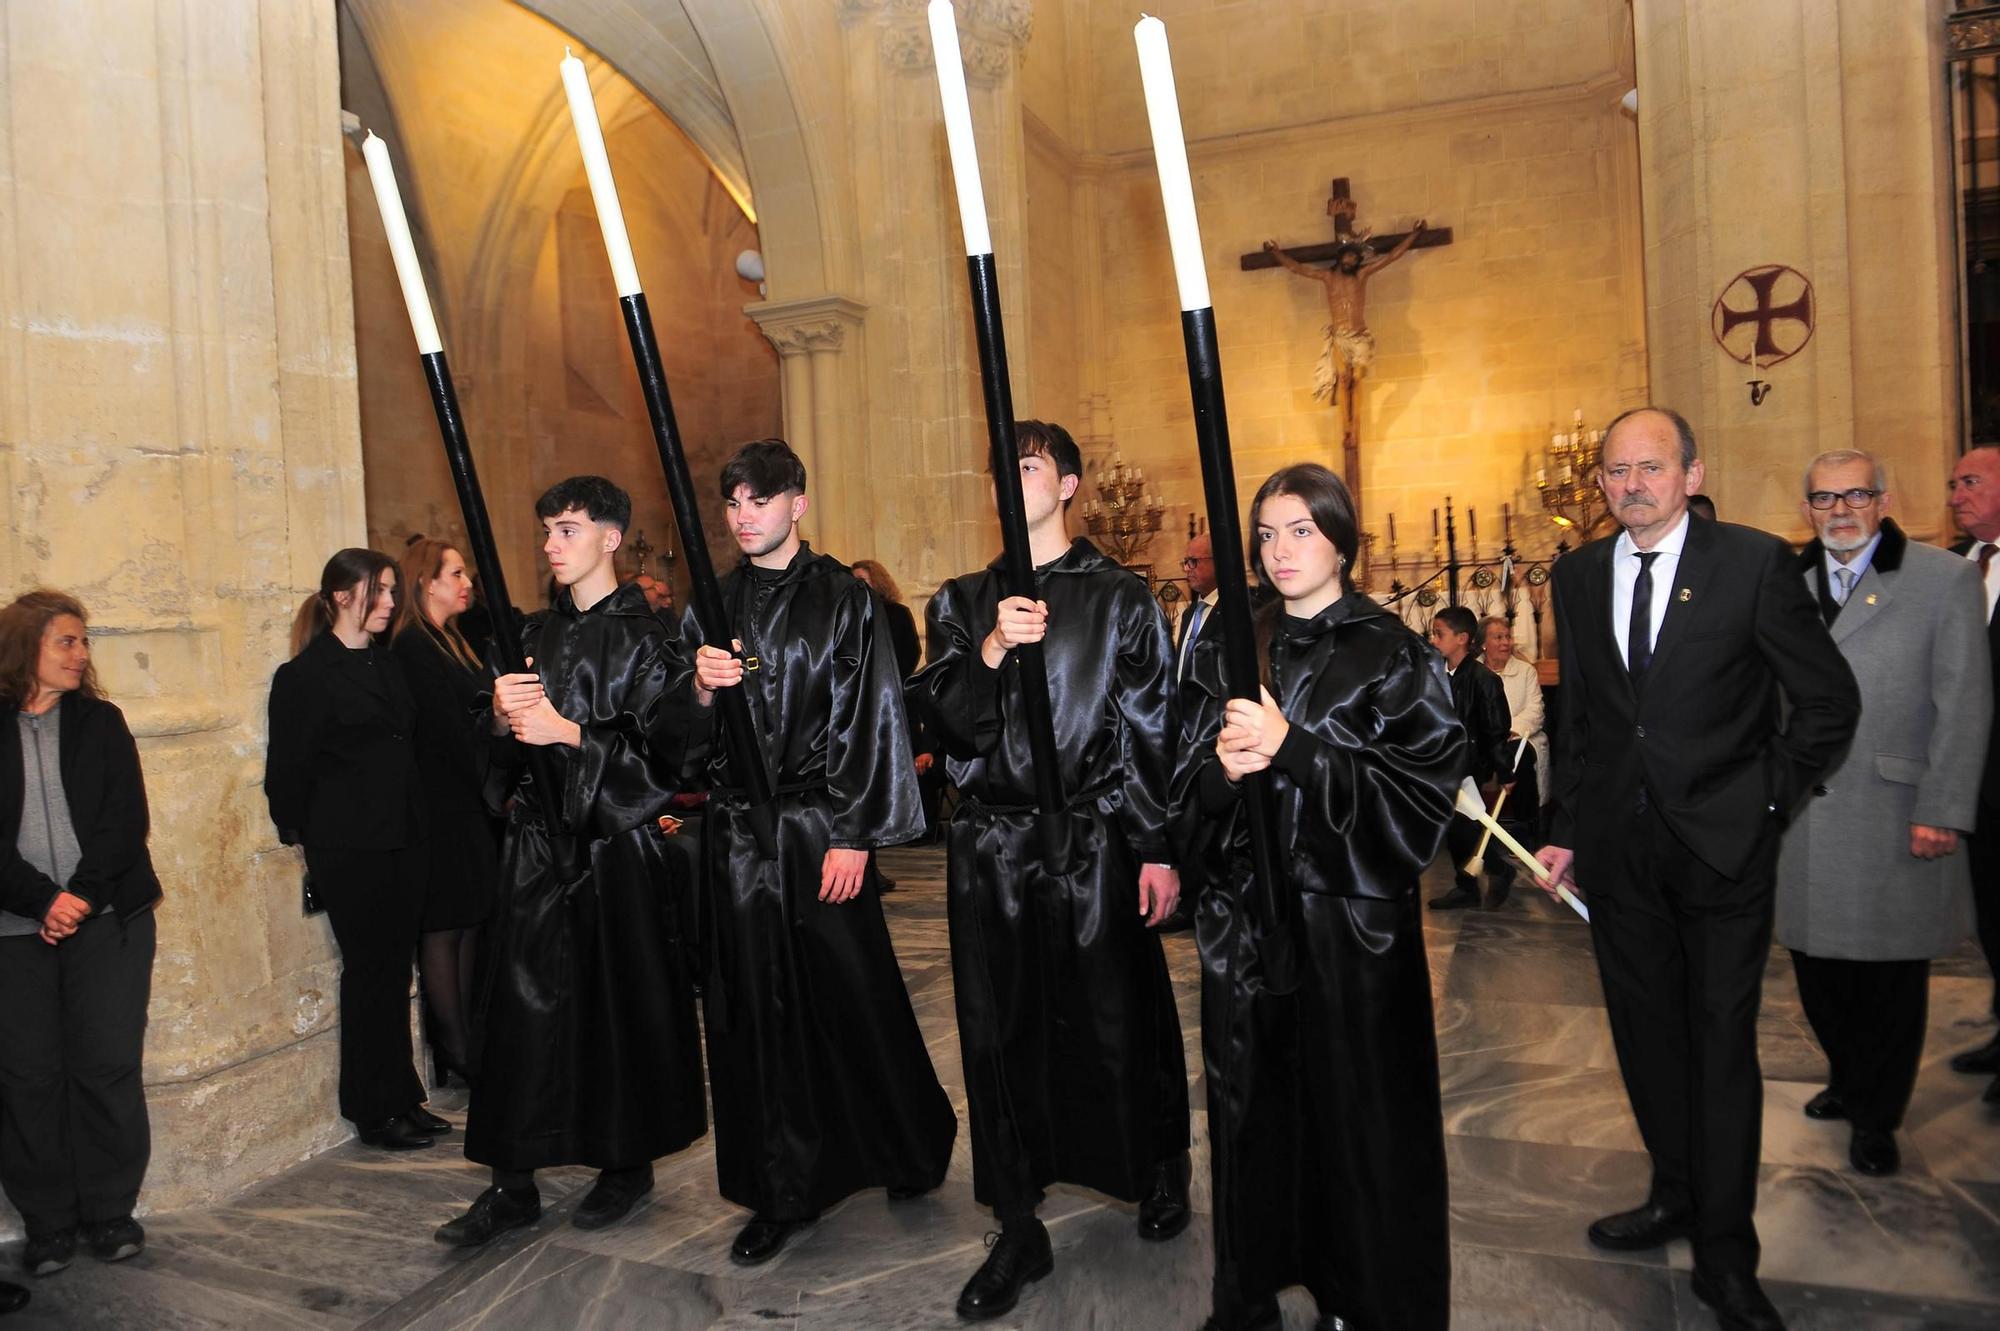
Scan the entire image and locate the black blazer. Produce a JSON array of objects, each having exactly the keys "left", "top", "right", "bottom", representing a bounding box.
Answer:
[
  {"left": 1450, "top": 657, "right": 1514, "bottom": 786},
  {"left": 1549, "top": 516, "right": 1859, "bottom": 883},
  {"left": 0, "top": 692, "right": 162, "bottom": 921},
  {"left": 1948, "top": 537, "right": 2000, "bottom": 812},
  {"left": 265, "top": 630, "right": 425, "bottom": 851},
  {"left": 883, "top": 600, "right": 921, "bottom": 680}
]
